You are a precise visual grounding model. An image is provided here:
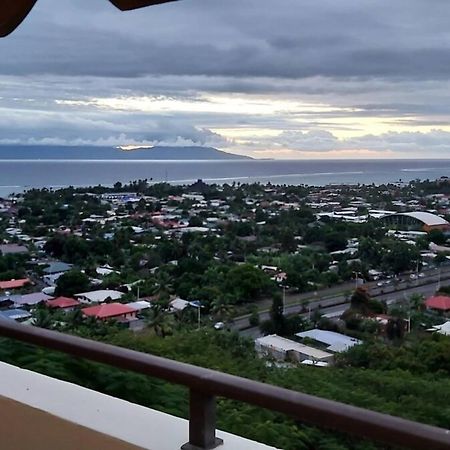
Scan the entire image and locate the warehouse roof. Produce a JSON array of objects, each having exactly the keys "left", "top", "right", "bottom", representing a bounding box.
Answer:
[
  {"left": 256, "top": 335, "right": 333, "bottom": 360},
  {"left": 295, "top": 329, "right": 362, "bottom": 353},
  {"left": 383, "top": 212, "right": 449, "bottom": 227}
]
